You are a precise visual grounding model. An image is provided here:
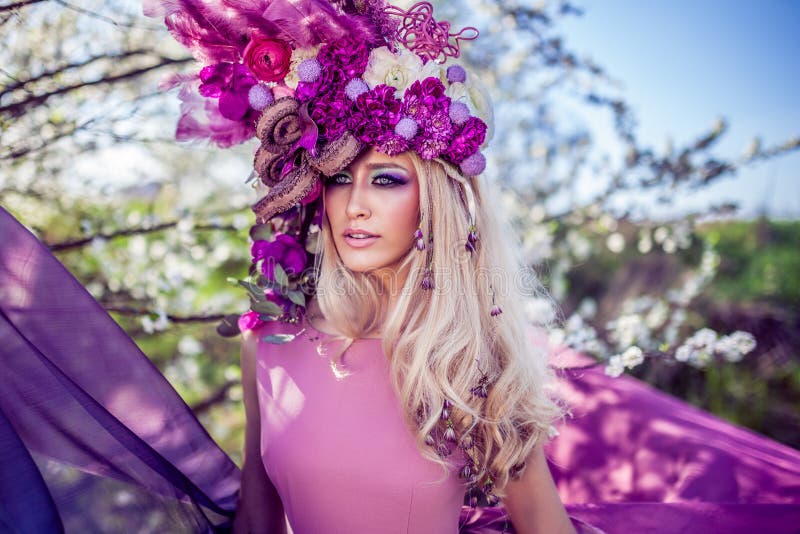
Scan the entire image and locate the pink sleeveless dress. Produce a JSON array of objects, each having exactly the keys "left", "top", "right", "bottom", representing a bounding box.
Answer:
[{"left": 255, "top": 317, "right": 471, "bottom": 533}]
